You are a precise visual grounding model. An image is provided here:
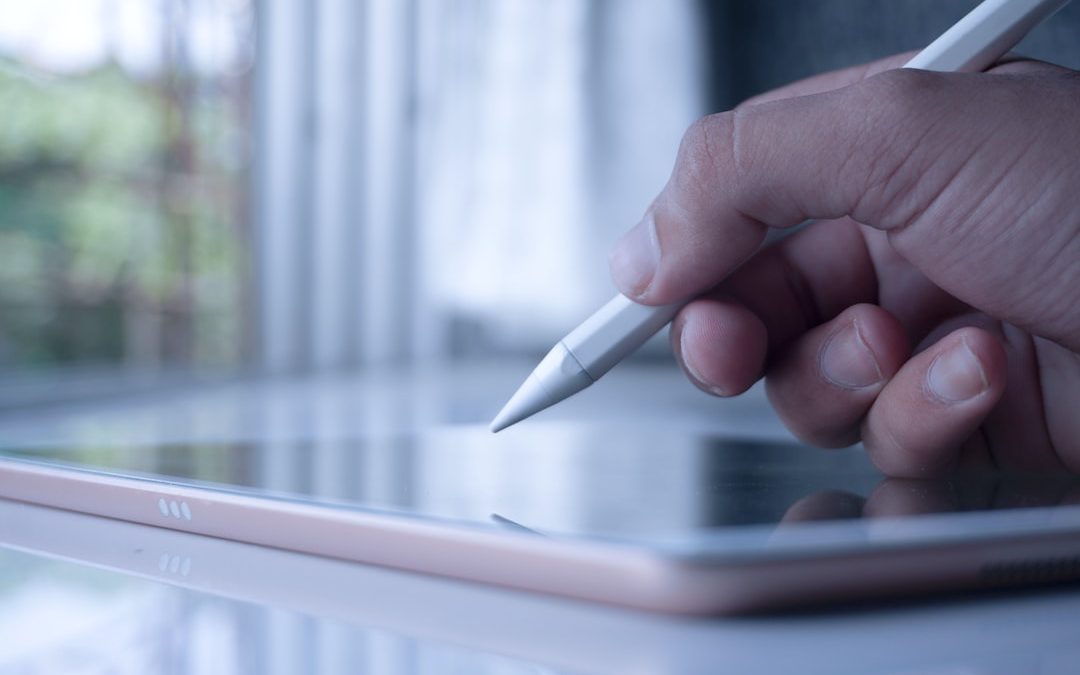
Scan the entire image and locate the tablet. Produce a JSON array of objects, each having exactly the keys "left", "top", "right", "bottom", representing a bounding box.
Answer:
[{"left": 2, "top": 424, "right": 1080, "bottom": 614}]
